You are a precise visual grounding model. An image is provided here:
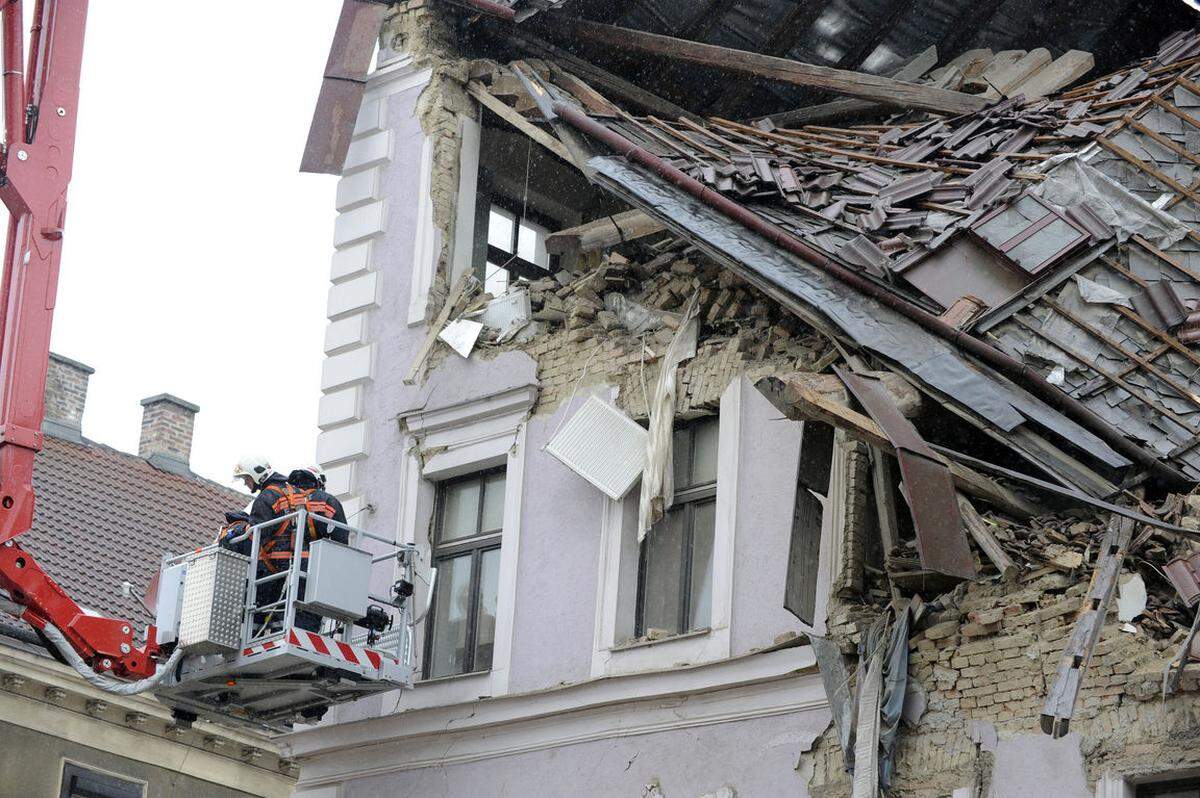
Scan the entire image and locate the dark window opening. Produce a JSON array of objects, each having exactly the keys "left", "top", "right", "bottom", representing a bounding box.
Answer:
[
  {"left": 60, "top": 764, "right": 144, "bottom": 798},
  {"left": 784, "top": 421, "right": 836, "bottom": 624},
  {"left": 635, "top": 416, "right": 719, "bottom": 639},
  {"left": 1138, "top": 777, "right": 1200, "bottom": 797},
  {"left": 424, "top": 468, "right": 505, "bottom": 679}
]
